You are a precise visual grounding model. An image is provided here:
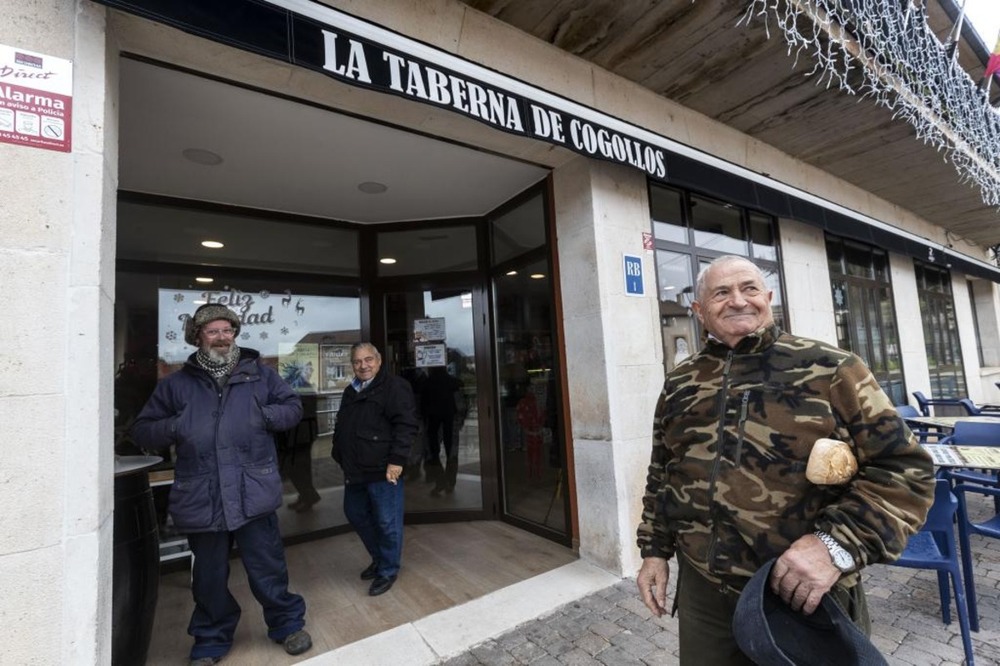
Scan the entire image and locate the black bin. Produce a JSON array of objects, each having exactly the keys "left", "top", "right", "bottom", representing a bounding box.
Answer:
[{"left": 112, "top": 456, "right": 162, "bottom": 666}]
